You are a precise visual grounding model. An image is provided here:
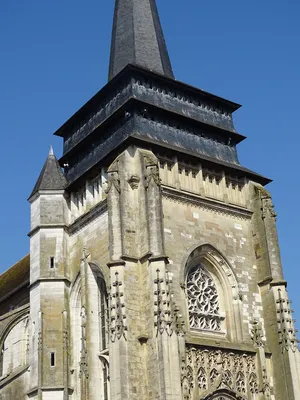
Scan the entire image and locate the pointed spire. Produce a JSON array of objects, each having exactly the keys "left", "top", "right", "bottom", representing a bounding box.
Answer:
[
  {"left": 29, "top": 147, "right": 67, "bottom": 199},
  {"left": 108, "top": 0, "right": 174, "bottom": 80}
]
